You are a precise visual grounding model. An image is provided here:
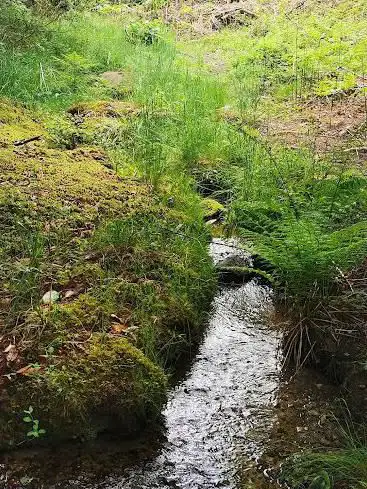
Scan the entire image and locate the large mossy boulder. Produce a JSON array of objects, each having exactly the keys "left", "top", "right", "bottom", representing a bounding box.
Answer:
[
  {"left": 0, "top": 334, "right": 166, "bottom": 449},
  {"left": 0, "top": 99, "right": 215, "bottom": 450}
]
